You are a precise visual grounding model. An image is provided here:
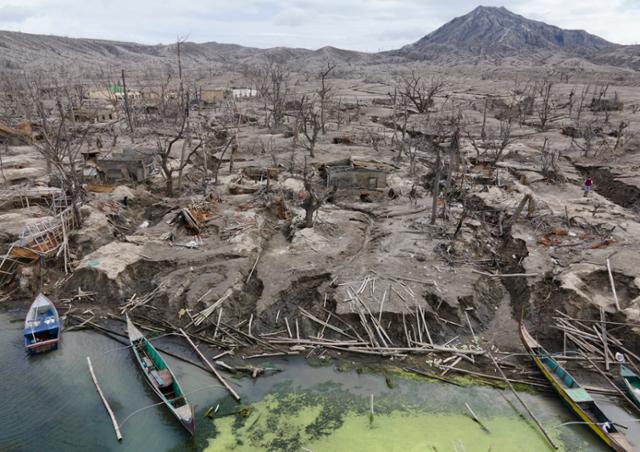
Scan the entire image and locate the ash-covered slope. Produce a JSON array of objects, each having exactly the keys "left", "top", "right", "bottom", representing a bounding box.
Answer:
[
  {"left": 0, "top": 30, "right": 375, "bottom": 73},
  {"left": 401, "top": 6, "right": 616, "bottom": 58}
]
